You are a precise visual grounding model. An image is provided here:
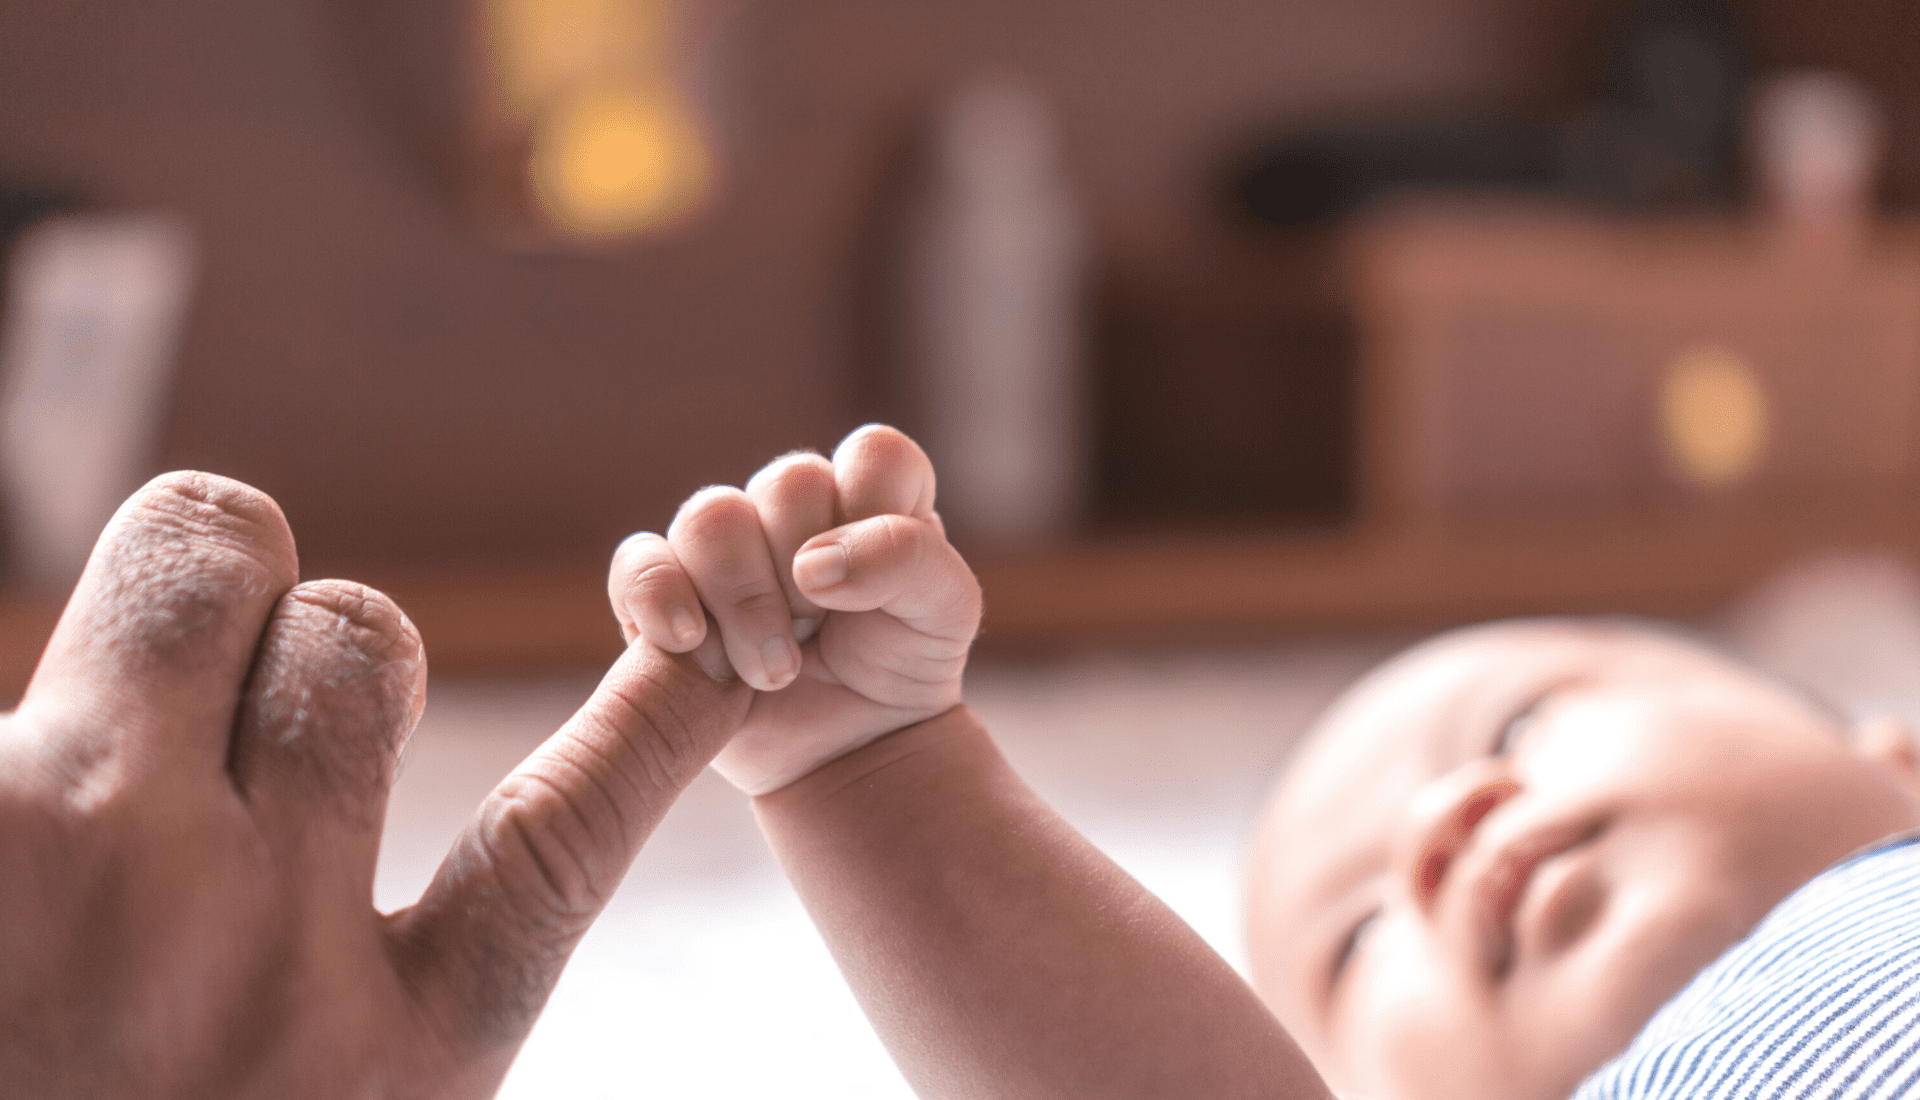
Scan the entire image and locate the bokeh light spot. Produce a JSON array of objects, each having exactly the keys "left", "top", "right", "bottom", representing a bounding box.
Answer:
[
  {"left": 532, "top": 83, "right": 709, "bottom": 236},
  {"left": 1659, "top": 345, "right": 1769, "bottom": 487}
]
